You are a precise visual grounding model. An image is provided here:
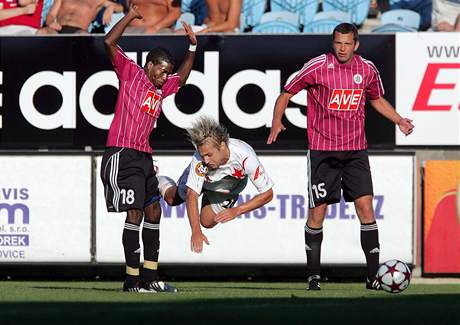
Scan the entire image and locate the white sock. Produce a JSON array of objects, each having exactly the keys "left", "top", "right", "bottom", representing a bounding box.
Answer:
[{"left": 157, "top": 175, "right": 176, "bottom": 197}]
